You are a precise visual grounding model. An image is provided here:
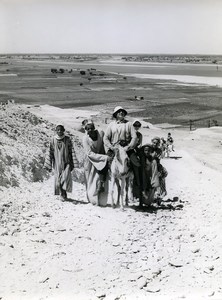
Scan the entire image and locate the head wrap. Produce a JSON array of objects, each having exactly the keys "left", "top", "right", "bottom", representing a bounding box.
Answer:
[
  {"left": 133, "top": 120, "right": 142, "bottom": 127},
  {"left": 55, "top": 124, "right": 65, "bottom": 140},
  {"left": 56, "top": 124, "right": 65, "bottom": 131}
]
